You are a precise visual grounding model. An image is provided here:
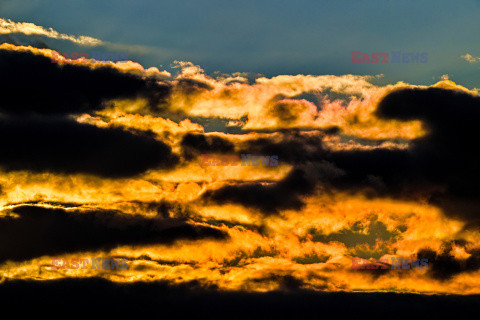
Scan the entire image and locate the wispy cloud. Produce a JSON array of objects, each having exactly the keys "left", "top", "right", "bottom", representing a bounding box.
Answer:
[
  {"left": 0, "top": 18, "right": 178, "bottom": 60},
  {"left": 461, "top": 53, "right": 480, "bottom": 63},
  {"left": 0, "top": 18, "right": 102, "bottom": 46}
]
